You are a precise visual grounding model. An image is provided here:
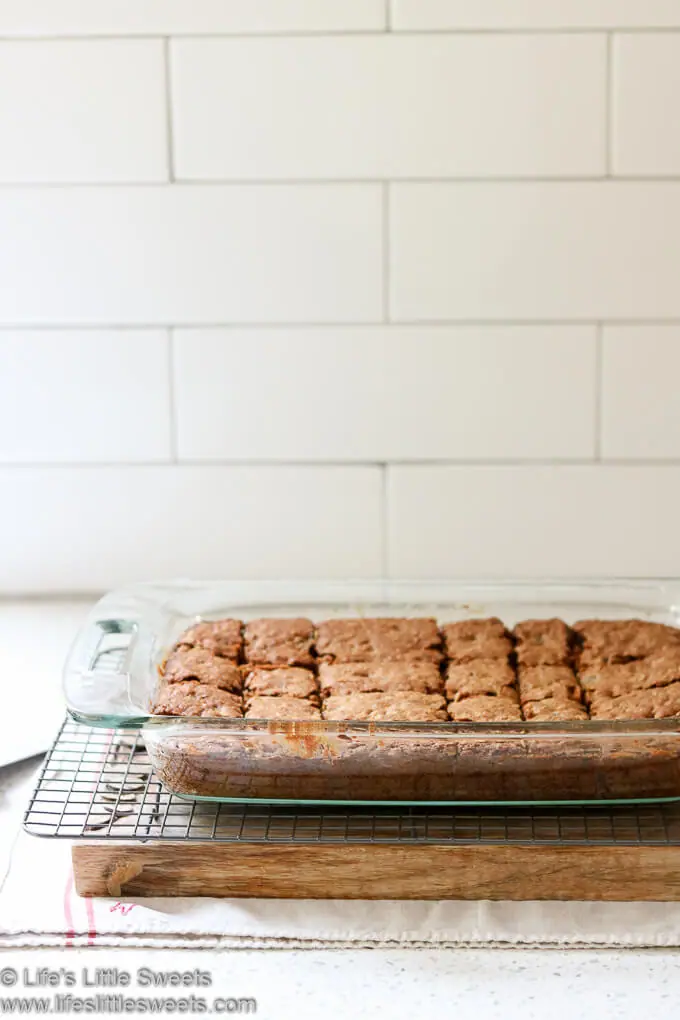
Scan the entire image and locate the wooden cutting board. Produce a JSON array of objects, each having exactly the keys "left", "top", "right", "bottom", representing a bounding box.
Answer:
[{"left": 72, "top": 841, "right": 680, "bottom": 900}]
